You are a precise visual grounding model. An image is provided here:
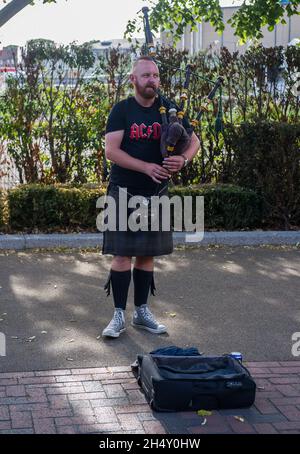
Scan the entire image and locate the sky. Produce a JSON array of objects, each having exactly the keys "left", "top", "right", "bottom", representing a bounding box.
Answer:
[{"left": 0, "top": 0, "right": 241, "bottom": 48}]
